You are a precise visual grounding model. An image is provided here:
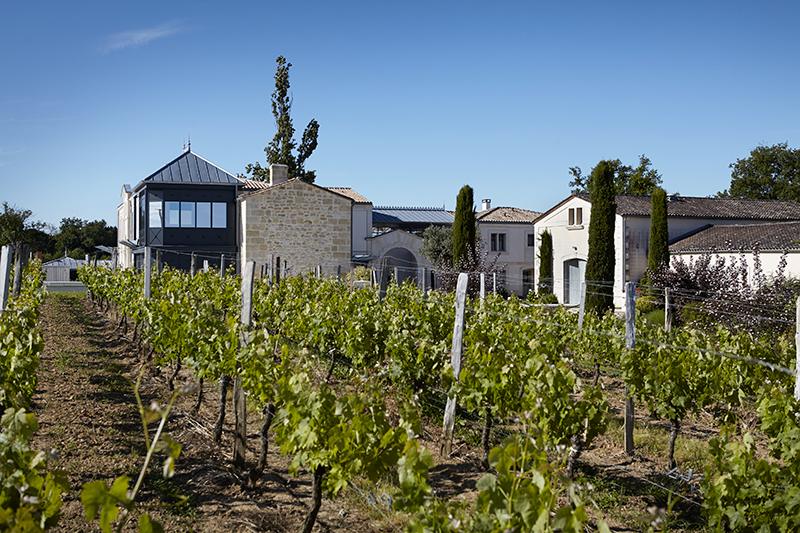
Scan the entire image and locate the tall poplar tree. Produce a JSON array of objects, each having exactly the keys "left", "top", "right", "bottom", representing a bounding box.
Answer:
[
  {"left": 452, "top": 185, "right": 476, "bottom": 268},
  {"left": 647, "top": 187, "right": 669, "bottom": 272},
  {"left": 584, "top": 160, "right": 617, "bottom": 316},
  {"left": 538, "top": 230, "right": 553, "bottom": 295},
  {"left": 244, "top": 56, "right": 320, "bottom": 183}
]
